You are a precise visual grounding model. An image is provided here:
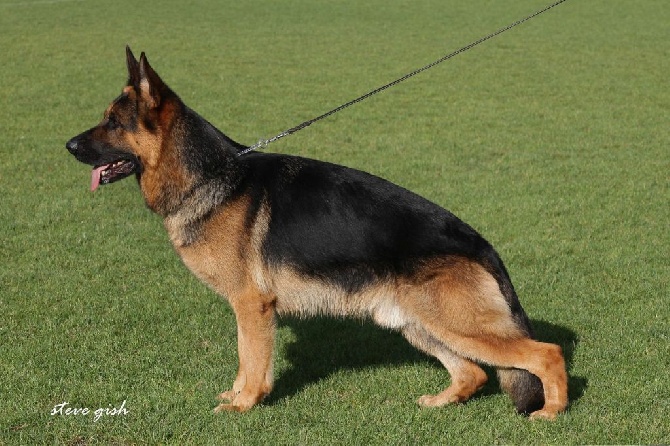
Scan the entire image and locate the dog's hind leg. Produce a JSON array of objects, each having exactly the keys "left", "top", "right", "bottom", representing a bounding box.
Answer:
[
  {"left": 403, "top": 260, "right": 568, "bottom": 419},
  {"left": 214, "top": 290, "right": 276, "bottom": 413},
  {"left": 438, "top": 334, "right": 567, "bottom": 420},
  {"left": 402, "top": 324, "right": 488, "bottom": 407}
]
